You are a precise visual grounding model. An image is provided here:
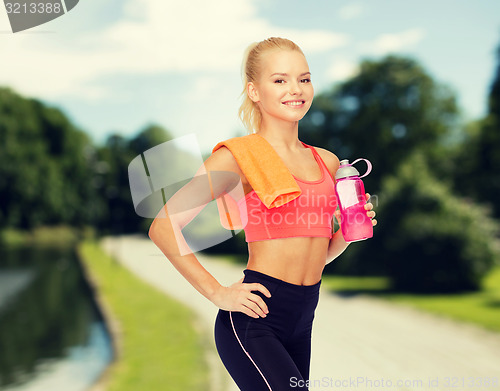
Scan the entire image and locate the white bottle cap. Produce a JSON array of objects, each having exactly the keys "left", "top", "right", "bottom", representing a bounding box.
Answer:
[{"left": 335, "top": 159, "right": 360, "bottom": 180}]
